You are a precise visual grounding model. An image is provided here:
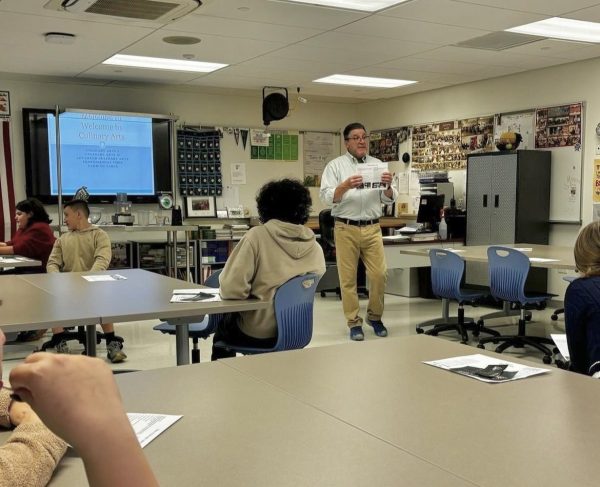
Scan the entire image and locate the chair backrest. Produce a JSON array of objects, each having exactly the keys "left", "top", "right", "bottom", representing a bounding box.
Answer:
[
  {"left": 429, "top": 249, "right": 465, "bottom": 301},
  {"left": 487, "top": 246, "right": 529, "bottom": 303},
  {"left": 318, "top": 209, "right": 336, "bottom": 259},
  {"left": 204, "top": 269, "right": 222, "bottom": 288},
  {"left": 272, "top": 273, "right": 320, "bottom": 351}
]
